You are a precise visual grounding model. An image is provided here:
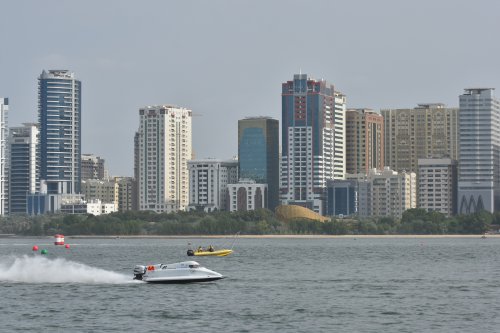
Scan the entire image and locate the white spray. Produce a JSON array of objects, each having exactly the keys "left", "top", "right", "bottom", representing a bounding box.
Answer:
[{"left": 0, "top": 255, "right": 134, "bottom": 284}]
